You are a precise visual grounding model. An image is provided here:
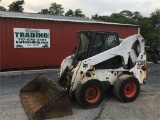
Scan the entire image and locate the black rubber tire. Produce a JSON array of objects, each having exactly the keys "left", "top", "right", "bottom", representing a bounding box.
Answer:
[
  {"left": 151, "top": 54, "right": 158, "bottom": 64},
  {"left": 113, "top": 75, "right": 140, "bottom": 102},
  {"left": 75, "top": 80, "right": 105, "bottom": 108}
]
